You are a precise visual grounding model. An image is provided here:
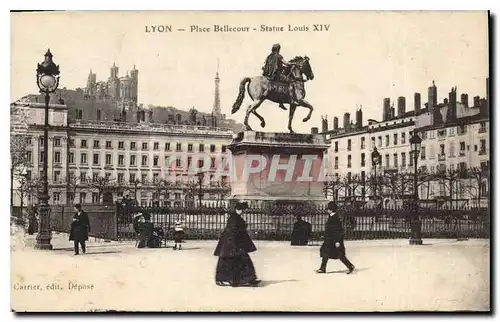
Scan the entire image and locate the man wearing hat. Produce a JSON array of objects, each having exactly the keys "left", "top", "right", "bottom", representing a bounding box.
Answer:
[
  {"left": 213, "top": 202, "right": 260, "bottom": 287},
  {"left": 317, "top": 201, "right": 355, "bottom": 274}
]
